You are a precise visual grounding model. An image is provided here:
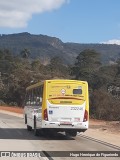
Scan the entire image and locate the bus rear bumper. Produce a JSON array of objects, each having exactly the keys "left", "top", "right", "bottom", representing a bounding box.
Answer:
[{"left": 42, "top": 121, "right": 88, "bottom": 130}]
